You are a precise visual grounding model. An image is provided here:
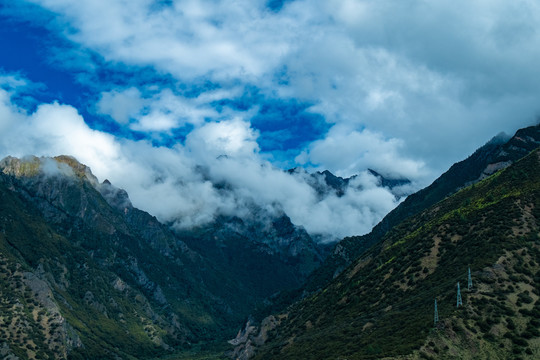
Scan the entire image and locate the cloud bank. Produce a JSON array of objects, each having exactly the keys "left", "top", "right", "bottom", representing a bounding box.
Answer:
[{"left": 0, "top": 77, "right": 402, "bottom": 240}]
